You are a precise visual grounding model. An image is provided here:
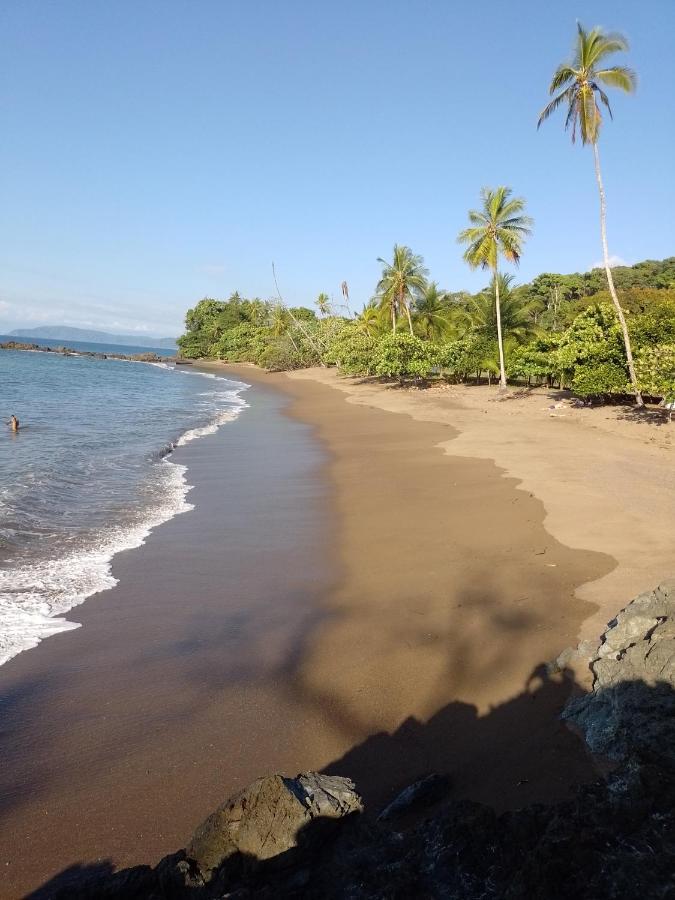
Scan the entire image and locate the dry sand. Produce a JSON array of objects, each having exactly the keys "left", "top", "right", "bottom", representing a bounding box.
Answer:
[
  {"left": 3, "top": 363, "right": 671, "bottom": 896},
  {"left": 285, "top": 368, "right": 675, "bottom": 644}
]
